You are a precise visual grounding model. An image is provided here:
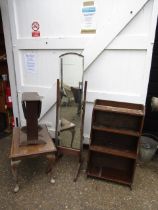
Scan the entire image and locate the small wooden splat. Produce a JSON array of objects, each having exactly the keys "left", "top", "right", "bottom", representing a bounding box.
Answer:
[{"left": 21, "top": 92, "right": 43, "bottom": 145}]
